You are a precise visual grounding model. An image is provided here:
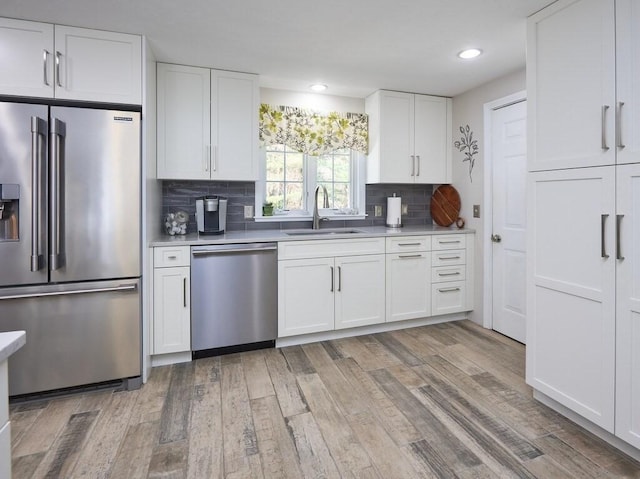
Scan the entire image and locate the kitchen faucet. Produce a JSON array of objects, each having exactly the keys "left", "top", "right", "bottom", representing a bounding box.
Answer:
[{"left": 312, "top": 185, "right": 330, "bottom": 229}]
